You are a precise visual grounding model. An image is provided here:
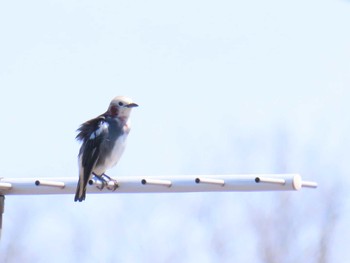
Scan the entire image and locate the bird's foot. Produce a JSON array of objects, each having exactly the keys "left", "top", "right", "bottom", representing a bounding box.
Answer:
[
  {"left": 91, "top": 173, "right": 108, "bottom": 190},
  {"left": 90, "top": 173, "right": 118, "bottom": 191},
  {"left": 102, "top": 173, "right": 119, "bottom": 191}
]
